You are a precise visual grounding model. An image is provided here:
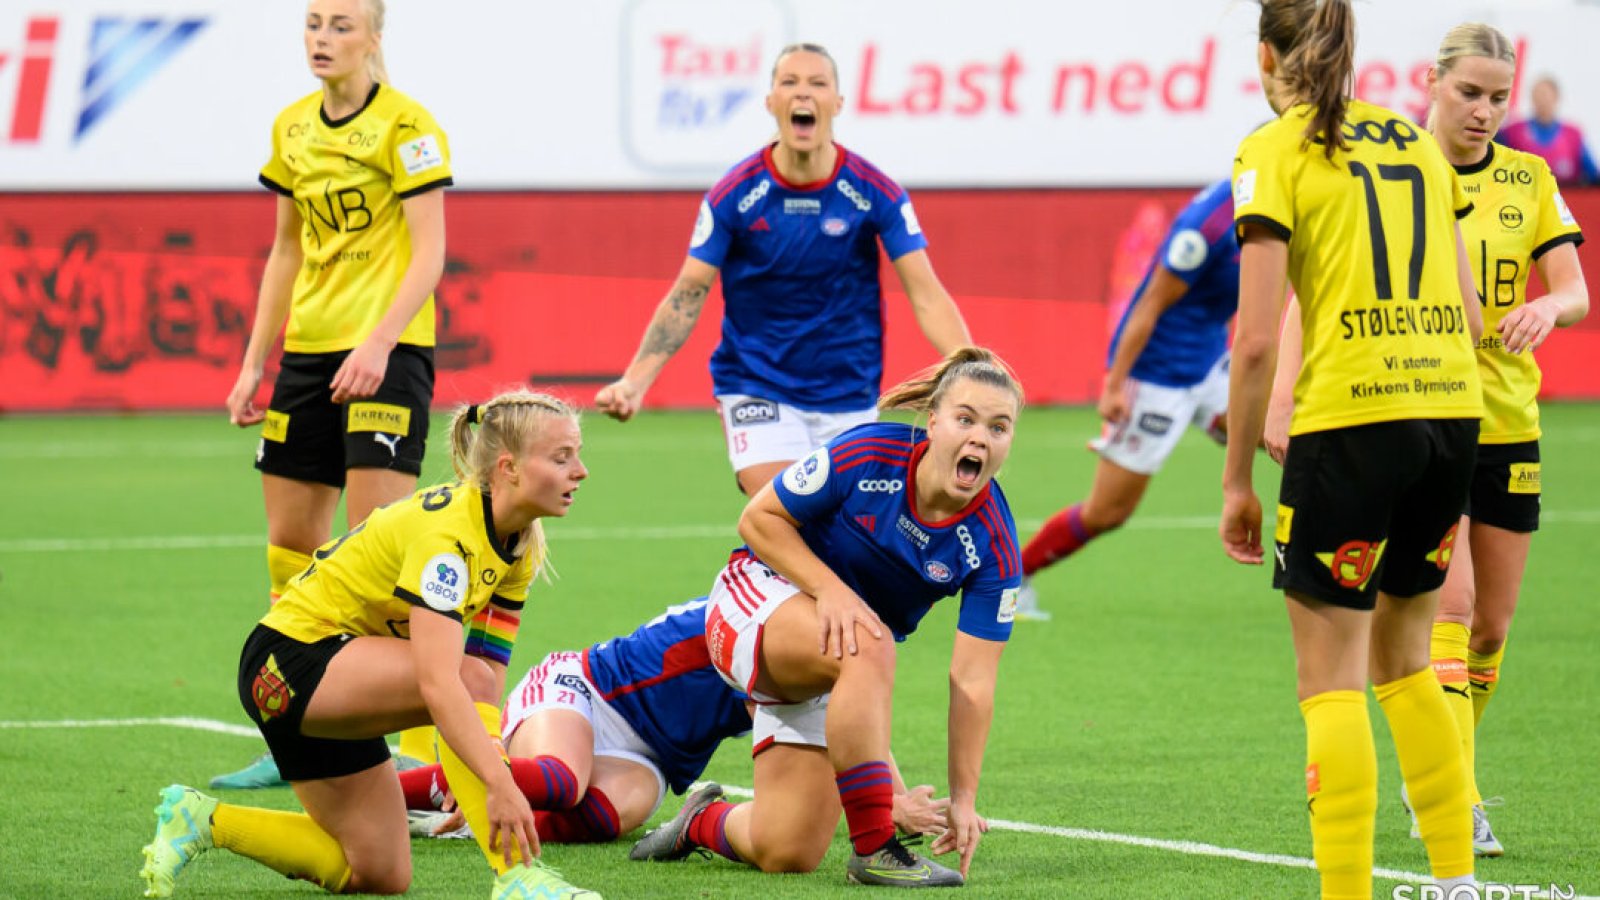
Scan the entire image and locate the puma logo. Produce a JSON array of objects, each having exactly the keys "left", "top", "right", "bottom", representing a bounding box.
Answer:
[{"left": 373, "top": 433, "right": 402, "bottom": 458}]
